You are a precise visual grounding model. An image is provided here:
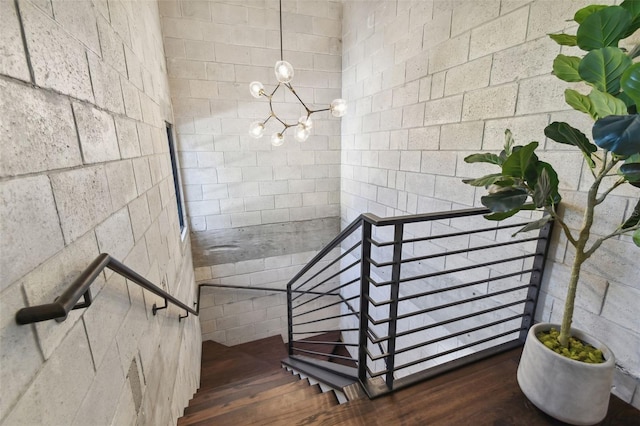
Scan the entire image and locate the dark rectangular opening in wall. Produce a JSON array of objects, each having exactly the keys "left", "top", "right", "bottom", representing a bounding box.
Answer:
[{"left": 166, "top": 122, "right": 185, "bottom": 233}]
